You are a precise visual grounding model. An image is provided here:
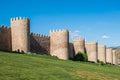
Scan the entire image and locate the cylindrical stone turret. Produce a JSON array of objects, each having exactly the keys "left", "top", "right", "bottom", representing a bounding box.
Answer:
[
  {"left": 11, "top": 17, "right": 30, "bottom": 53},
  {"left": 85, "top": 42, "right": 98, "bottom": 63},
  {"left": 112, "top": 50, "right": 117, "bottom": 65},
  {"left": 106, "top": 48, "right": 113, "bottom": 64},
  {"left": 98, "top": 45, "right": 106, "bottom": 63},
  {"left": 72, "top": 38, "right": 85, "bottom": 55},
  {"left": 50, "top": 30, "right": 69, "bottom": 60}
]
